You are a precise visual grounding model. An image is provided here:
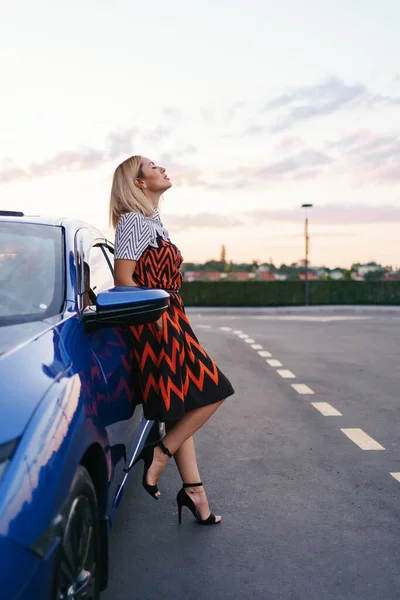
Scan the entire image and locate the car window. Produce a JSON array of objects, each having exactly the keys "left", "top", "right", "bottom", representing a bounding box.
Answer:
[
  {"left": 0, "top": 222, "right": 64, "bottom": 325},
  {"left": 88, "top": 245, "right": 114, "bottom": 296}
]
